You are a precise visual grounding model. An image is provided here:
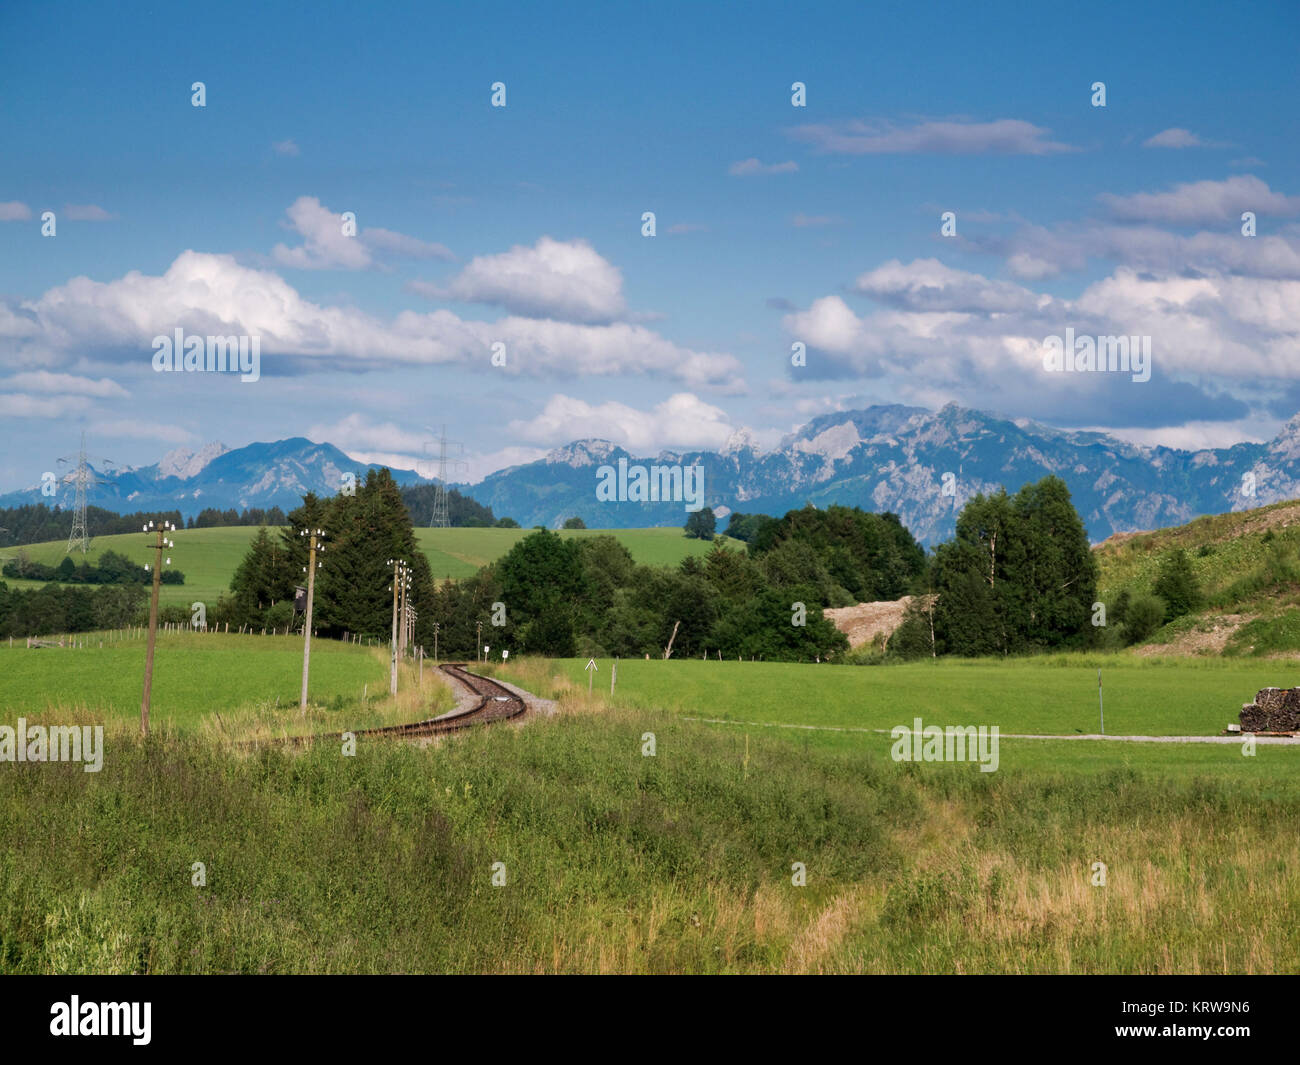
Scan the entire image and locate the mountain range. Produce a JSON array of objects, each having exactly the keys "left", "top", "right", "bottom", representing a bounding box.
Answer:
[{"left": 6, "top": 404, "right": 1298, "bottom": 545}]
